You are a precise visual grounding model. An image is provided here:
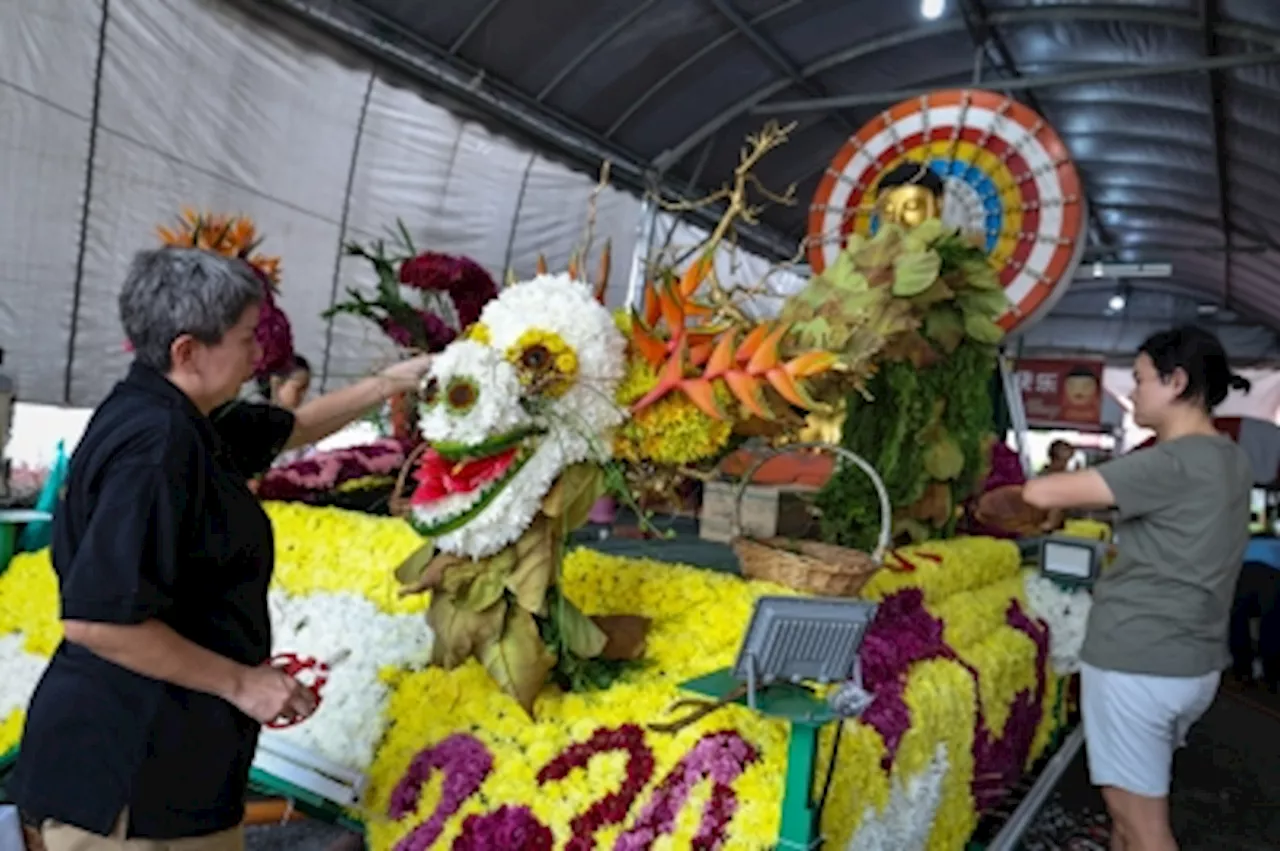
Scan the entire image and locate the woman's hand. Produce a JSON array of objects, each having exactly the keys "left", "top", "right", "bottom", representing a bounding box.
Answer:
[
  {"left": 229, "top": 664, "right": 319, "bottom": 726},
  {"left": 379, "top": 354, "right": 434, "bottom": 395}
]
